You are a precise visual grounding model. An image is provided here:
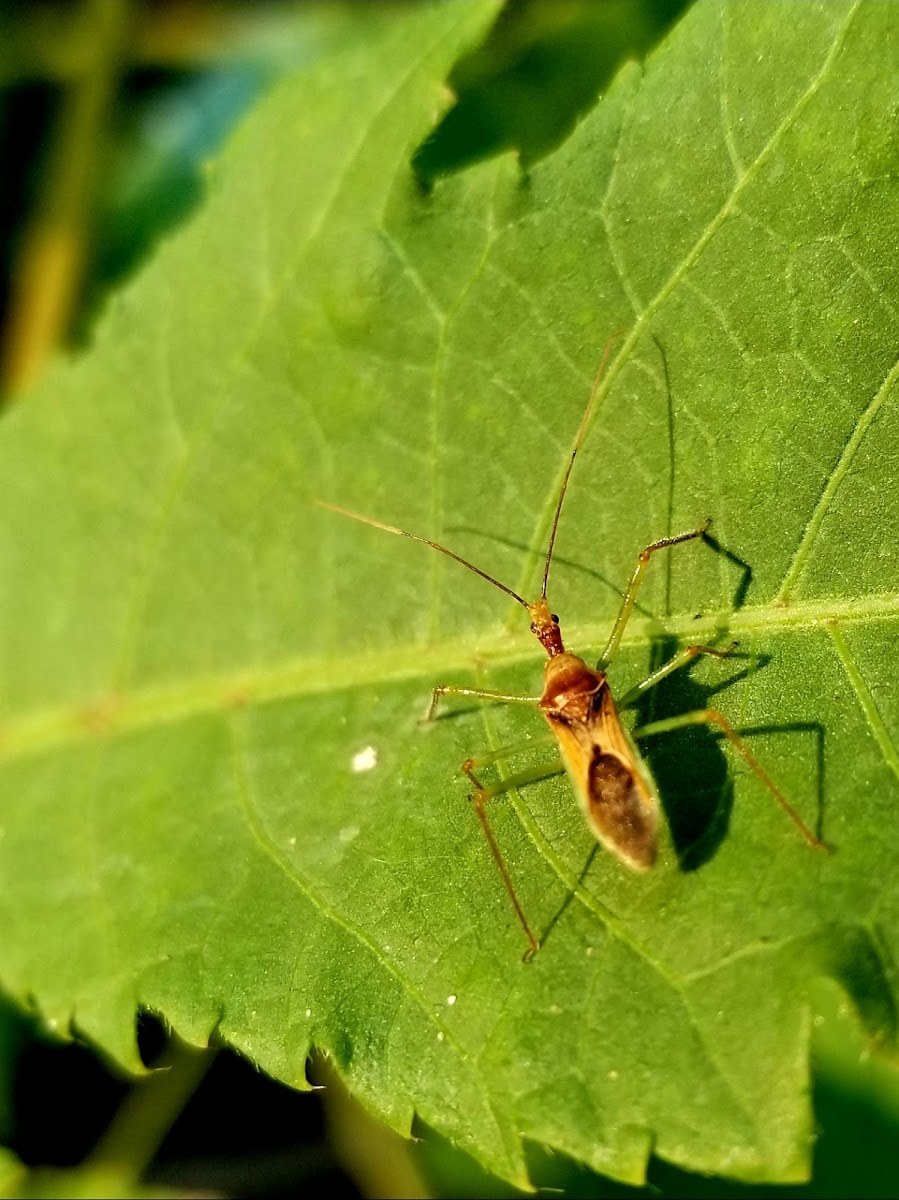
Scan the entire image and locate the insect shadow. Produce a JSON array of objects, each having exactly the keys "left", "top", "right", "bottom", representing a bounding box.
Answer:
[
  {"left": 432, "top": 528, "right": 788, "bottom": 873},
  {"left": 445, "top": 525, "right": 658, "bottom": 620},
  {"left": 633, "top": 638, "right": 824, "bottom": 870},
  {"left": 539, "top": 649, "right": 825, "bottom": 949},
  {"left": 634, "top": 637, "right": 748, "bottom": 870},
  {"left": 700, "top": 531, "right": 753, "bottom": 613},
  {"left": 447, "top": 523, "right": 754, "bottom": 618},
  {"left": 541, "top": 843, "right": 600, "bottom": 950}
]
